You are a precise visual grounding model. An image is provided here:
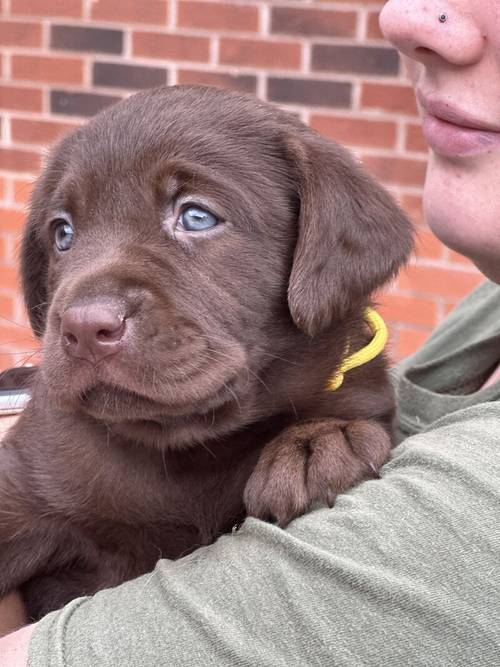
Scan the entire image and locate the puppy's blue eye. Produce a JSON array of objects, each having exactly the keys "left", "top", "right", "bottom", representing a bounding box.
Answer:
[
  {"left": 54, "top": 220, "right": 74, "bottom": 251},
  {"left": 180, "top": 206, "right": 219, "bottom": 231}
]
